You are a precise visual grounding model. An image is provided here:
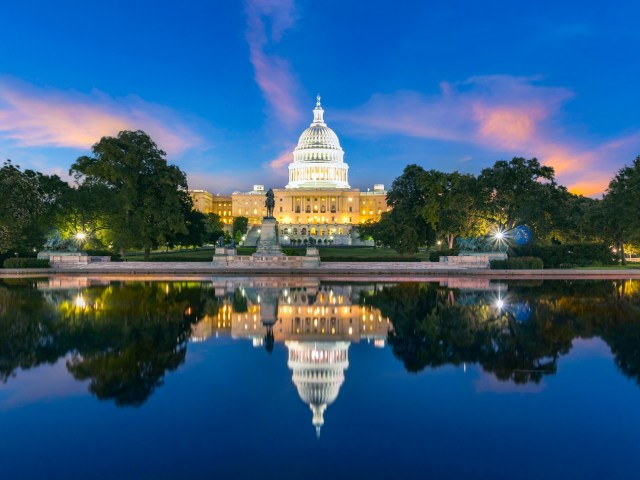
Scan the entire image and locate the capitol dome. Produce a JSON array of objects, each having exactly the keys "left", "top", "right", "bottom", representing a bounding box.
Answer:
[
  {"left": 286, "top": 341, "right": 350, "bottom": 438},
  {"left": 286, "top": 96, "right": 350, "bottom": 189}
]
